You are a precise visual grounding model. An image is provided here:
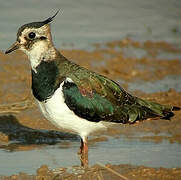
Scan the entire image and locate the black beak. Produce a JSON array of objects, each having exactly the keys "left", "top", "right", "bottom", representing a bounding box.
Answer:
[{"left": 5, "top": 41, "right": 20, "bottom": 54}]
